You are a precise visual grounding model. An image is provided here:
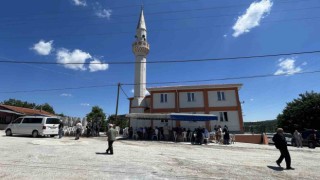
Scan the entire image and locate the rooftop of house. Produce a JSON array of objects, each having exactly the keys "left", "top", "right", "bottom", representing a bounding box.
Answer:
[{"left": 0, "top": 104, "right": 54, "bottom": 116}]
